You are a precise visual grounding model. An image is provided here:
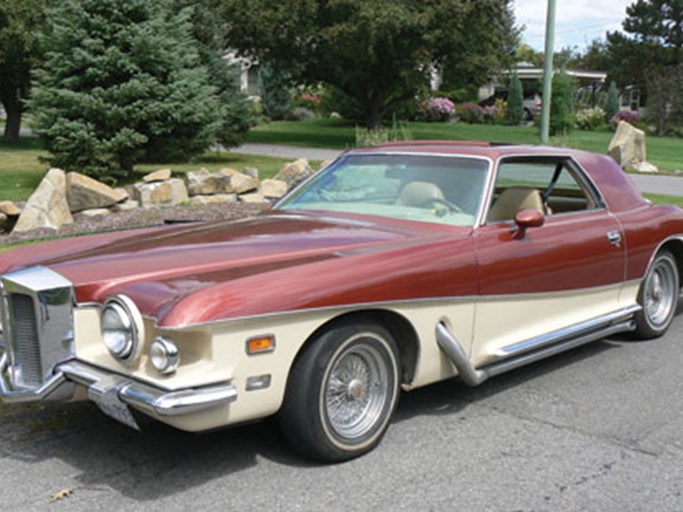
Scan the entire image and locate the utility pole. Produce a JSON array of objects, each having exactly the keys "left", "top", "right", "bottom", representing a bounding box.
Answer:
[{"left": 540, "top": 0, "right": 556, "bottom": 144}]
